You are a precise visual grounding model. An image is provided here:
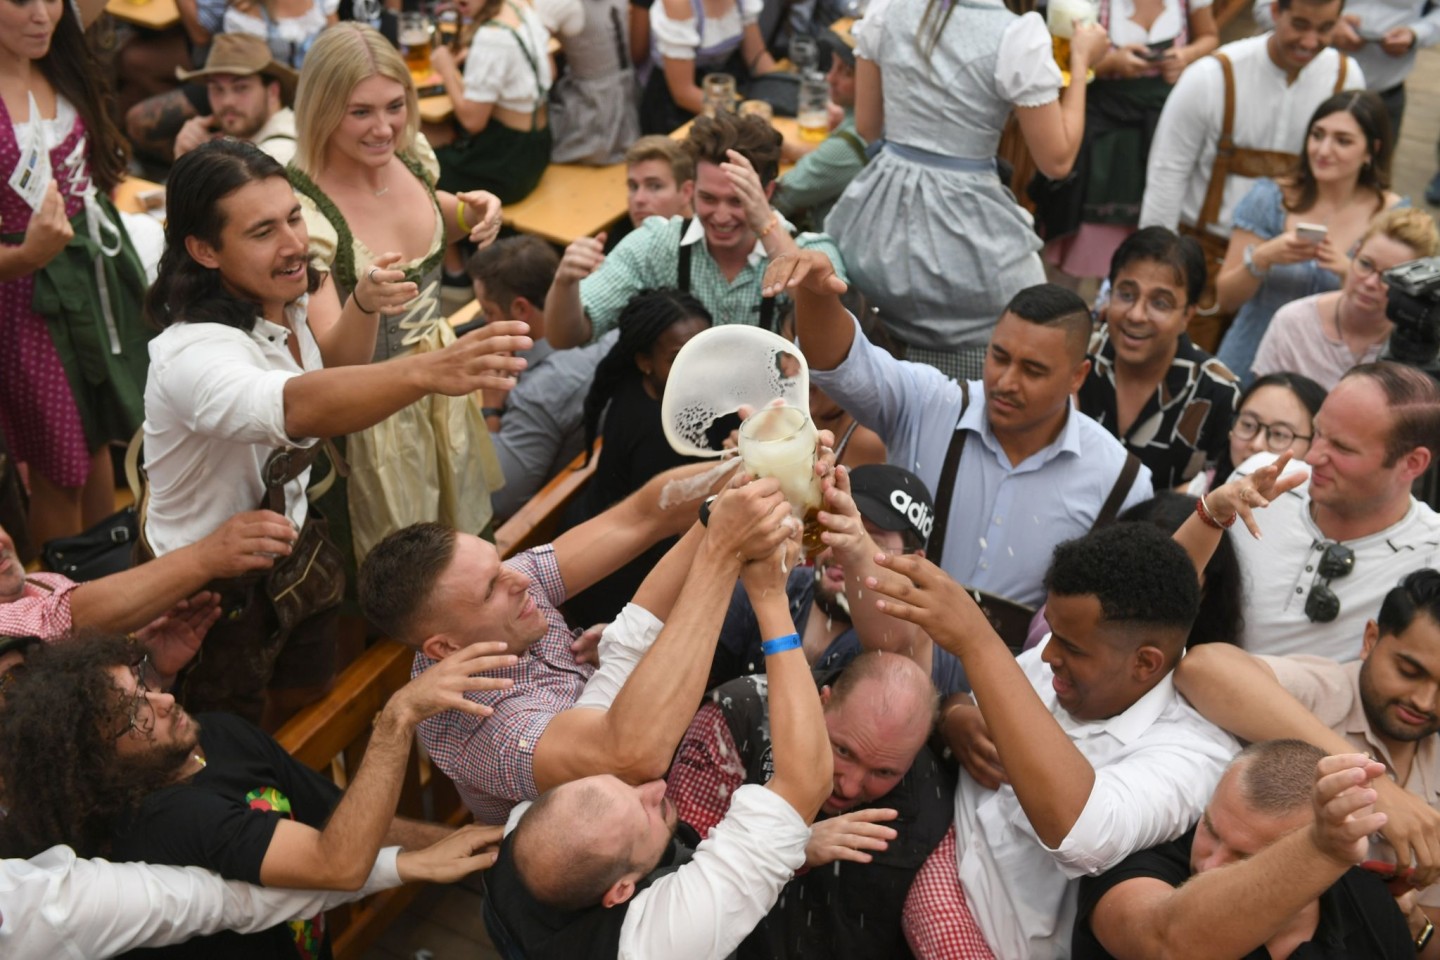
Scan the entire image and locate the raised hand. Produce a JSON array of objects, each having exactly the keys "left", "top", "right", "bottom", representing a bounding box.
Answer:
[
  {"left": 388, "top": 640, "right": 518, "bottom": 725},
  {"left": 1070, "top": 22, "right": 1110, "bottom": 70},
  {"left": 396, "top": 823, "right": 505, "bottom": 882},
  {"left": 174, "top": 114, "right": 218, "bottom": 159},
  {"left": 555, "top": 234, "right": 606, "bottom": 285},
  {"left": 428, "top": 319, "right": 532, "bottom": 396},
  {"left": 719, "top": 149, "right": 775, "bottom": 236},
  {"left": 355, "top": 252, "right": 420, "bottom": 316},
  {"left": 457, "top": 190, "right": 503, "bottom": 248},
  {"left": 817, "top": 465, "right": 878, "bottom": 568},
  {"left": 1310, "top": 754, "right": 1389, "bottom": 866},
  {"left": 1373, "top": 775, "right": 1440, "bottom": 888},
  {"left": 704, "top": 474, "right": 794, "bottom": 562},
  {"left": 762, "top": 249, "right": 848, "bottom": 299},
  {"left": 1203, "top": 451, "right": 1308, "bottom": 538},
  {"left": 803, "top": 807, "right": 899, "bottom": 868},
  {"left": 865, "top": 551, "right": 993, "bottom": 657},
  {"left": 135, "top": 592, "right": 223, "bottom": 682}
]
